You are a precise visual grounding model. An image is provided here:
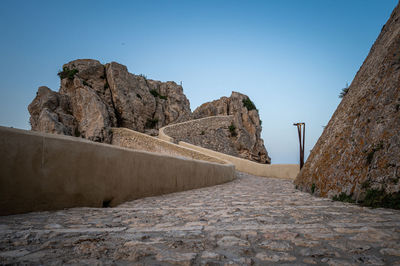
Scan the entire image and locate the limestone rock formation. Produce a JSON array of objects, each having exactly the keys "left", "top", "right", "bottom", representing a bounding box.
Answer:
[
  {"left": 294, "top": 4, "right": 400, "bottom": 208},
  {"left": 29, "top": 59, "right": 192, "bottom": 142},
  {"left": 193, "top": 92, "right": 271, "bottom": 164},
  {"left": 29, "top": 60, "right": 271, "bottom": 164}
]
